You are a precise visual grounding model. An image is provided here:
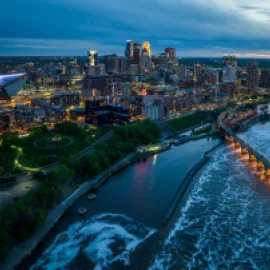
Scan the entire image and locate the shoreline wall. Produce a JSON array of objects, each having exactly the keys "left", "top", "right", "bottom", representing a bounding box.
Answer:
[
  {"left": 162, "top": 141, "right": 224, "bottom": 225},
  {"left": 0, "top": 144, "right": 170, "bottom": 270}
]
